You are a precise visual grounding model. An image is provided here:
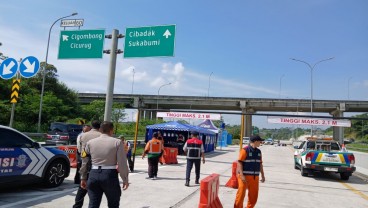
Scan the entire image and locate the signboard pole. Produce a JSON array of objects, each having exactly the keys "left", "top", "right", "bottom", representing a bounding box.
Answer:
[{"left": 104, "top": 29, "right": 120, "bottom": 121}]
